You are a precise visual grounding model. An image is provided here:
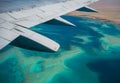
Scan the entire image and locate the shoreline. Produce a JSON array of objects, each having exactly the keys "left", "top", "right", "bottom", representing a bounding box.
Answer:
[
  {"left": 67, "top": 0, "right": 120, "bottom": 27},
  {"left": 83, "top": 15, "right": 120, "bottom": 26},
  {"left": 68, "top": 12, "right": 120, "bottom": 26}
]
